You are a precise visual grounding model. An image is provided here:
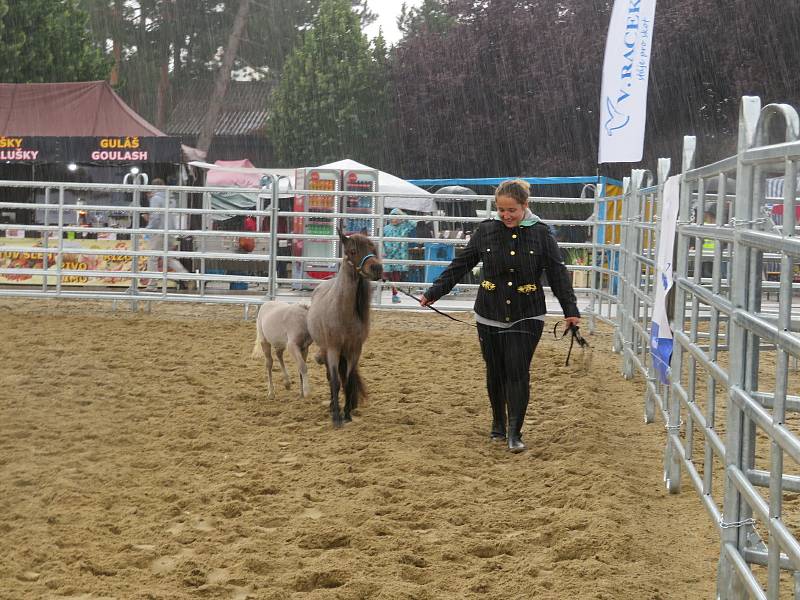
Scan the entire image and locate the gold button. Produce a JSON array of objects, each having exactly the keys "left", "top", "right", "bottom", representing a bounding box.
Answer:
[
  {"left": 506, "top": 300, "right": 511, "bottom": 305},
  {"left": 486, "top": 248, "right": 491, "bottom": 252},
  {"left": 510, "top": 268, "right": 515, "bottom": 272},
  {"left": 529, "top": 250, "right": 533, "bottom": 254},
  {"left": 505, "top": 317, "right": 510, "bottom": 322},
  {"left": 512, "top": 234, "right": 517, "bottom": 239},
  {"left": 510, "top": 250, "right": 515, "bottom": 256},
  {"left": 507, "top": 281, "right": 513, "bottom": 286}
]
